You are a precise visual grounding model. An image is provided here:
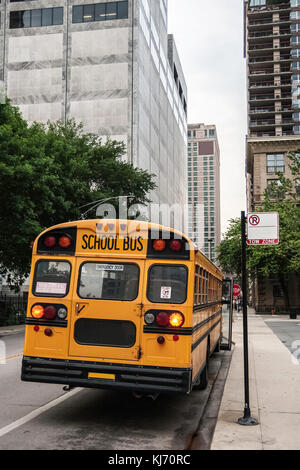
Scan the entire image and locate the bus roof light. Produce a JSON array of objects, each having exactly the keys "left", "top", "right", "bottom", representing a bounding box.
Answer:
[
  {"left": 153, "top": 239, "right": 166, "bottom": 252},
  {"left": 58, "top": 235, "right": 72, "bottom": 249},
  {"left": 43, "top": 236, "right": 56, "bottom": 248},
  {"left": 170, "top": 240, "right": 183, "bottom": 252}
]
